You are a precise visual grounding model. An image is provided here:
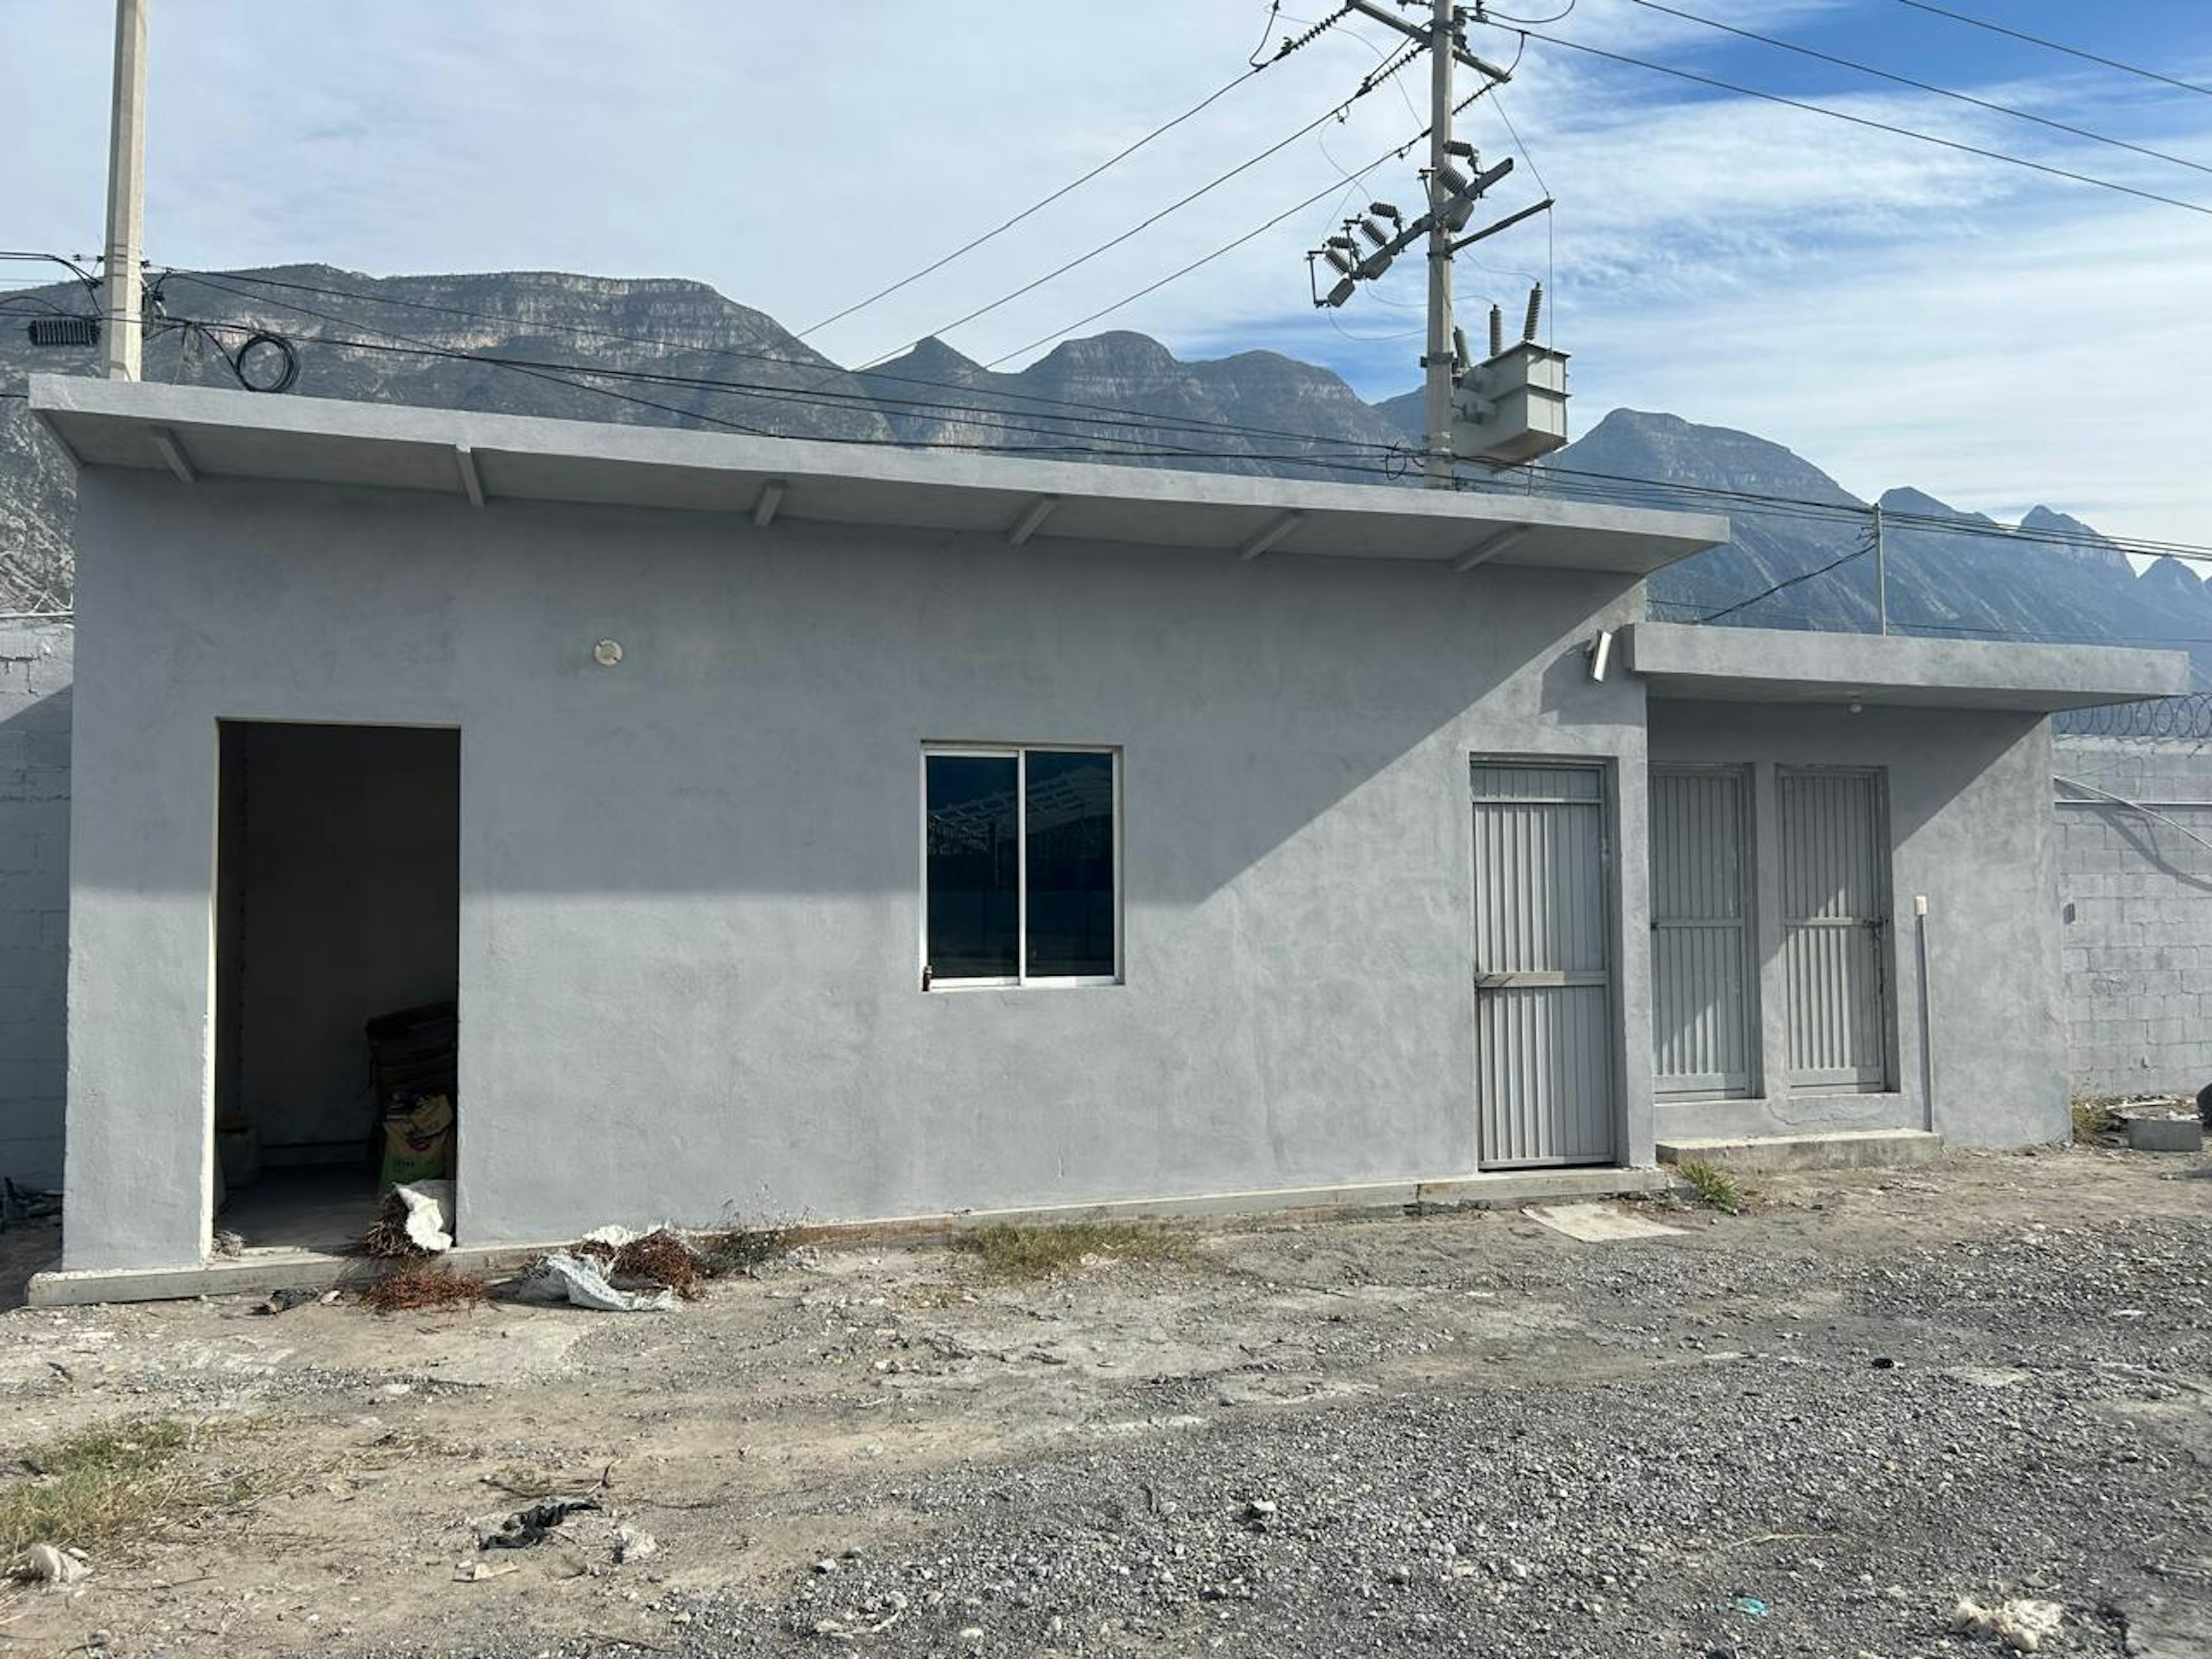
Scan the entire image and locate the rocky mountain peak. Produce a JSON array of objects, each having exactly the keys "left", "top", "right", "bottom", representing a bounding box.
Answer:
[
  {"left": 1877, "top": 486, "right": 1996, "bottom": 526},
  {"left": 1558, "top": 408, "right": 1861, "bottom": 505},
  {"left": 890, "top": 337, "right": 985, "bottom": 379}
]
